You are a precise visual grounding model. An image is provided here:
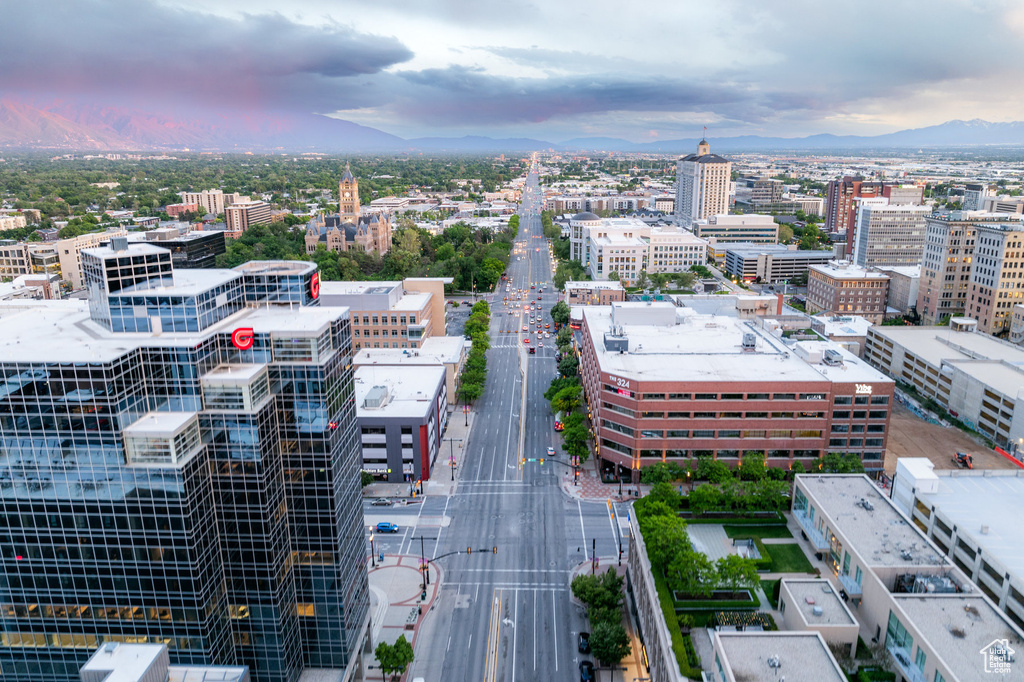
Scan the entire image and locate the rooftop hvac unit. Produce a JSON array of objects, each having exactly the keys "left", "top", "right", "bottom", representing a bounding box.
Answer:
[
  {"left": 742, "top": 332, "right": 757, "bottom": 352},
  {"left": 823, "top": 349, "right": 844, "bottom": 366},
  {"left": 812, "top": 606, "right": 824, "bottom": 616}
]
